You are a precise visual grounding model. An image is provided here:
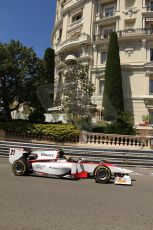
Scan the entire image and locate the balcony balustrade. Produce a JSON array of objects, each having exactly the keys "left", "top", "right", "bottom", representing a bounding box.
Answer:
[
  {"left": 93, "top": 28, "right": 153, "bottom": 41},
  {"left": 55, "top": 33, "right": 91, "bottom": 53},
  {"left": 99, "top": 10, "right": 116, "bottom": 19},
  {"left": 61, "top": 0, "right": 84, "bottom": 12},
  {"left": 80, "top": 132, "right": 150, "bottom": 148}
]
